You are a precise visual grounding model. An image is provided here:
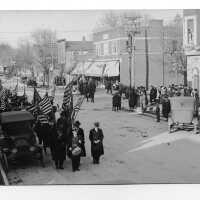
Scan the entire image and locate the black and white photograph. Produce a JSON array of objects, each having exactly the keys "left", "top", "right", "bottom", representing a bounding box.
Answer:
[{"left": 1, "top": 8, "right": 200, "bottom": 188}]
